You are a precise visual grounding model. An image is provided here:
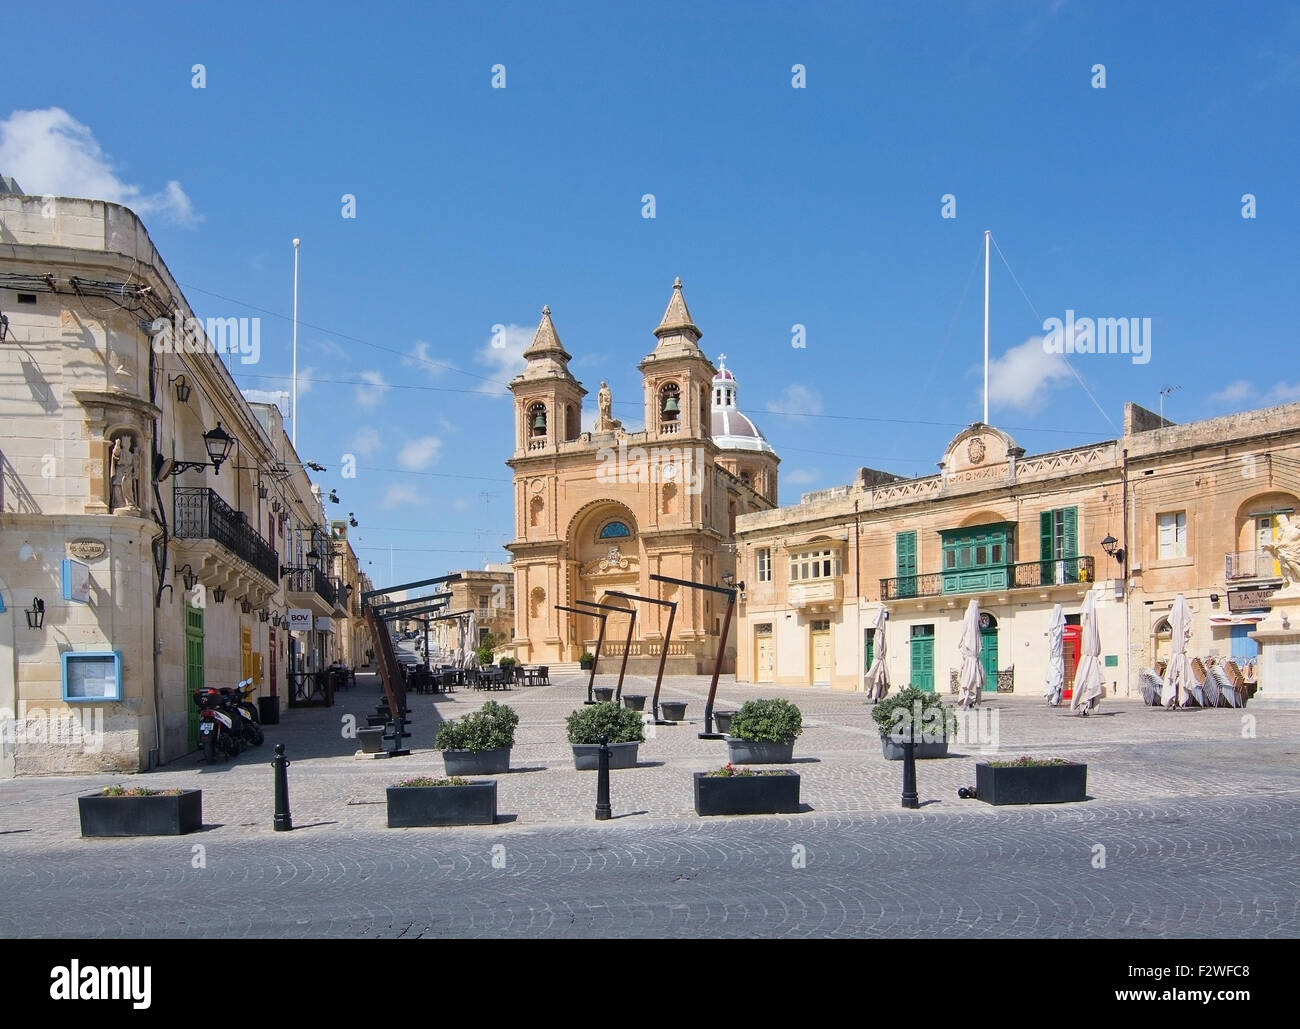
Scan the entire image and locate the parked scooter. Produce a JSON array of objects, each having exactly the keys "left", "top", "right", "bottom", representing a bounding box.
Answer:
[
  {"left": 194, "top": 687, "right": 242, "bottom": 763},
  {"left": 228, "top": 678, "right": 264, "bottom": 748}
]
